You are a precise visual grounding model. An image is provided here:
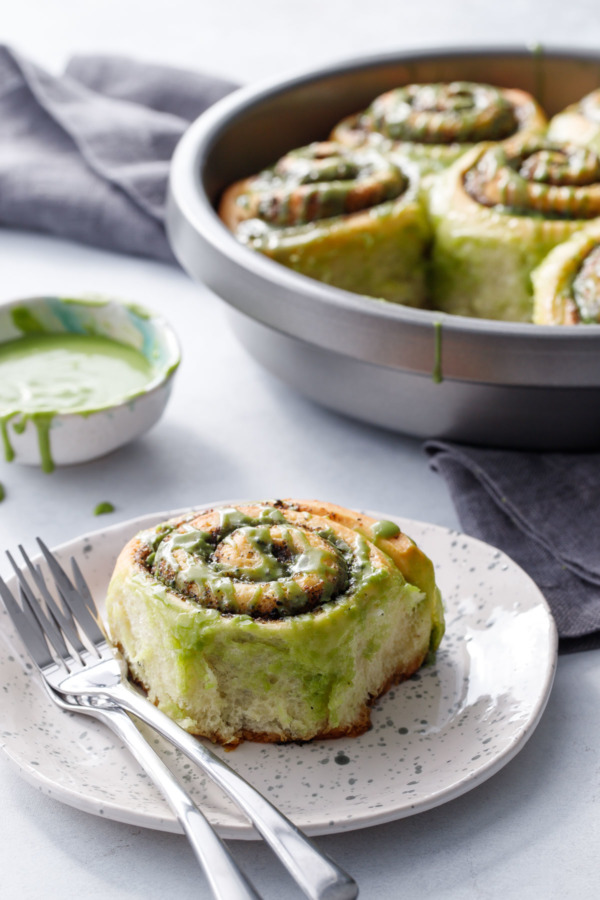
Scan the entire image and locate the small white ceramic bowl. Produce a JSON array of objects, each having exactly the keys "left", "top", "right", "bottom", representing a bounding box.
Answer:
[{"left": 0, "top": 295, "right": 180, "bottom": 471}]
